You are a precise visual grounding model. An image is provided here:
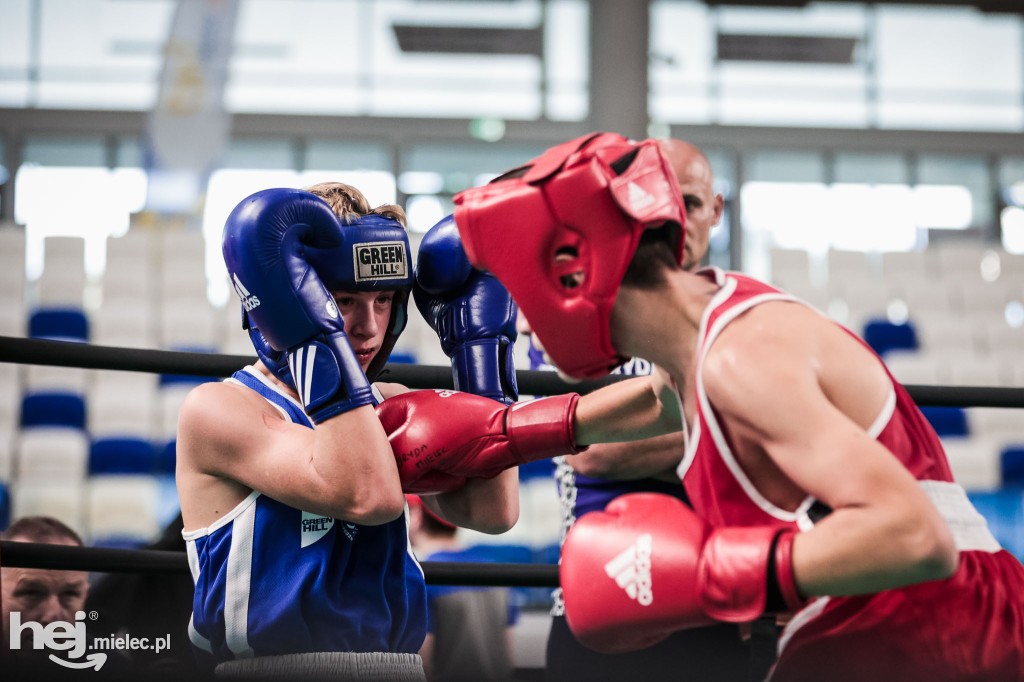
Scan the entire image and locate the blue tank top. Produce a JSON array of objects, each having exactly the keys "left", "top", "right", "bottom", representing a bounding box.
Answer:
[{"left": 183, "top": 366, "right": 428, "bottom": 663}]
